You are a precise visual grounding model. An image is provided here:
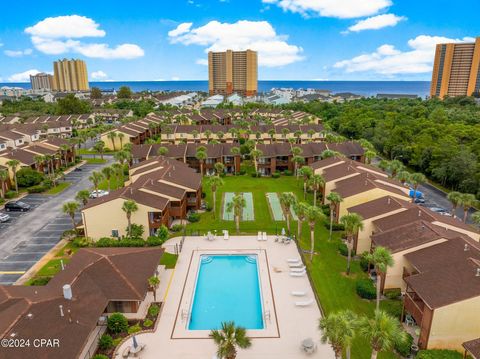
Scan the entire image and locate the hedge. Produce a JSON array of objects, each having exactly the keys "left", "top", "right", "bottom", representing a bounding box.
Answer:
[
  {"left": 416, "top": 350, "right": 463, "bottom": 359},
  {"left": 355, "top": 278, "right": 376, "bottom": 299},
  {"left": 324, "top": 222, "right": 345, "bottom": 231},
  {"left": 188, "top": 212, "right": 200, "bottom": 222},
  {"left": 394, "top": 332, "right": 413, "bottom": 357},
  {"left": 338, "top": 242, "right": 355, "bottom": 257},
  {"left": 384, "top": 288, "right": 402, "bottom": 300},
  {"left": 17, "top": 168, "right": 44, "bottom": 187}
]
